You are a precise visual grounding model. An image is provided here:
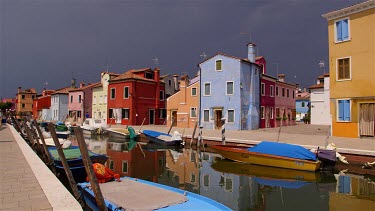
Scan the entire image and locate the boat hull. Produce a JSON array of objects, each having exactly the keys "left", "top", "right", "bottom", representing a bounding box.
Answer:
[
  {"left": 211, "top": 145, "right": 321, "bottom": 172},
  {"left": 144, "top": 134, "right": 182, "bottom": 146}
]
